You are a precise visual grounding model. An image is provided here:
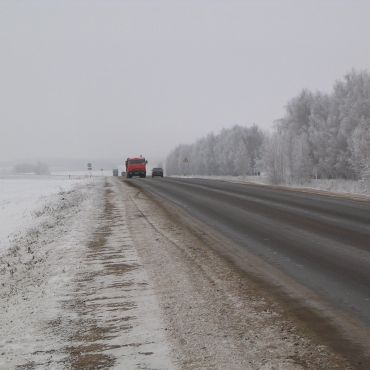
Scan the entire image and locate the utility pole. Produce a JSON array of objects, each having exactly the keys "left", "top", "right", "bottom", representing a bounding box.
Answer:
[{"left": 87, "top": 163, "right": 92, "bottom": 178}]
